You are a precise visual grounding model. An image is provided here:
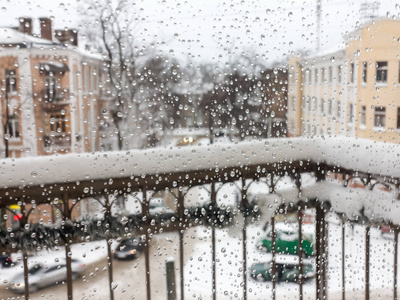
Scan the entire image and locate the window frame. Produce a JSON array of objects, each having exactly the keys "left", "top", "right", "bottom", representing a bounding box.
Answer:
[
  {"left": 350, "top": 63, "right": 355, "bottom": 84},
  {"left": 5, "top": 69, "right": 17, "bottom": 94},
  {"left": 348, "top": 103, "right": 354, "bottom": 124},
  {"left": 373, "top": 106, "right": 386, "bottom": 128},
  {"left": 49, "top": 114, "right": 67, "bottom": 134},
  {"left": 360, "top": 105, "right": 366, "bottom": 128},
  {"left": 361, "top": 62, "right": 367, "bottom": 84},
  {"left": 376, "top": 61, "right": 388, "bottom": 84}
]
